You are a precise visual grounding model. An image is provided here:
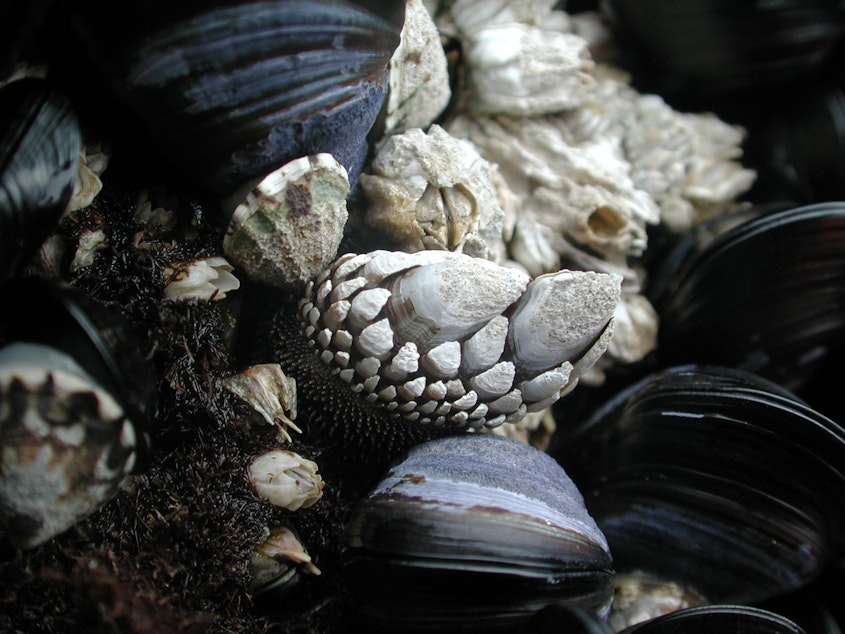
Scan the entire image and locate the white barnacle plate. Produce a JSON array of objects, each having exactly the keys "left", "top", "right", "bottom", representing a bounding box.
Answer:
[
  {"left": 223, "top": 153, "right": 350, "bottom": 289},
  {"left": 300, "top": 250, "right": 621, "bottom": 429},
  {"left": 0, "top": 343, "right": 136, "bottom": 549}
]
